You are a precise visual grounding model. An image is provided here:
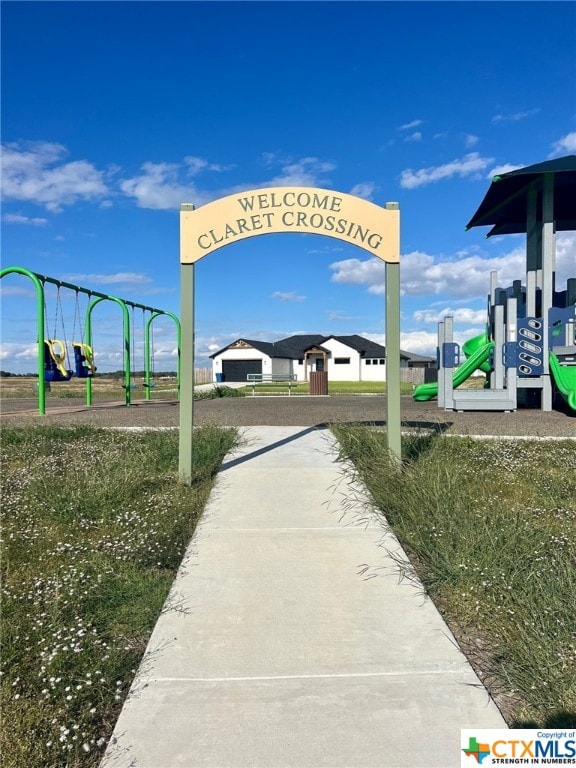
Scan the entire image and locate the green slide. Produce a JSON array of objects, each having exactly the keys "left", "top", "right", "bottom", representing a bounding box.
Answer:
[
  {"left": 462, "top": 331, "right": 492, "bottom": 373},
  {"left": 413, "top": 337, "right": 493, "bottom": 401},
  {"left": 549, "top": 352, "right": 576, "bottom": 411}
]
